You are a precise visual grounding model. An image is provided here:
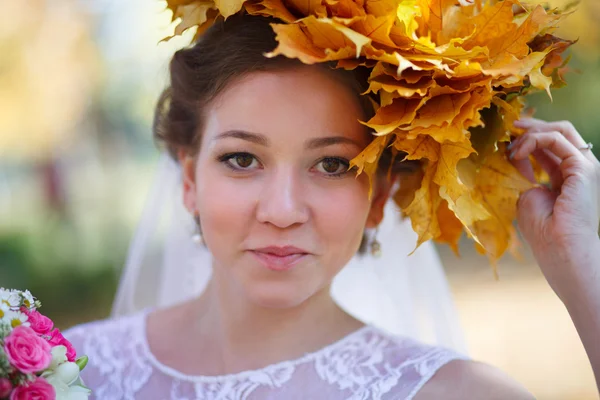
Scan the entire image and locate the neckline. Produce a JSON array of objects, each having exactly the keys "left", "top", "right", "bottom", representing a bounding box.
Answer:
[{"left": 137, "top": 308, "right": 374, "bottom": 383}]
